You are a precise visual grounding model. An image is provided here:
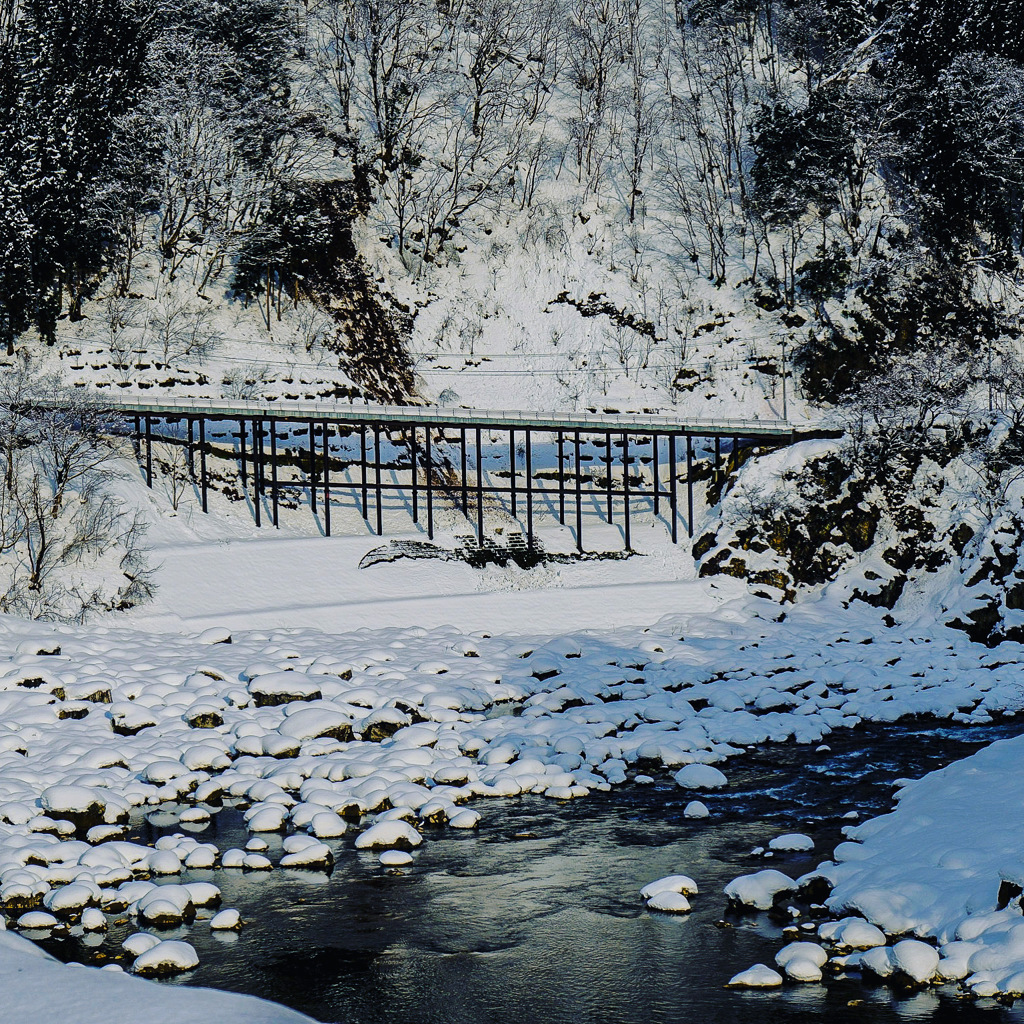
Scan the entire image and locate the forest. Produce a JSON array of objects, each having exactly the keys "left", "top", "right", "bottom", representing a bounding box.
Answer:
[{"left": 1, "top": 0, "right": 1023, "bottom": 402}]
